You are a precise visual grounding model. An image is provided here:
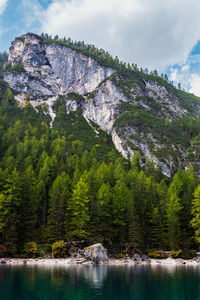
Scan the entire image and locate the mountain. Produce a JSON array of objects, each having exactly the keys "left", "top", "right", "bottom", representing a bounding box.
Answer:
[
  {"left": 3, "top": 33, "right": 200, "bottom": 176},
  {"left": 1, "top": 33, "right": 200, "bottom": 256}
]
